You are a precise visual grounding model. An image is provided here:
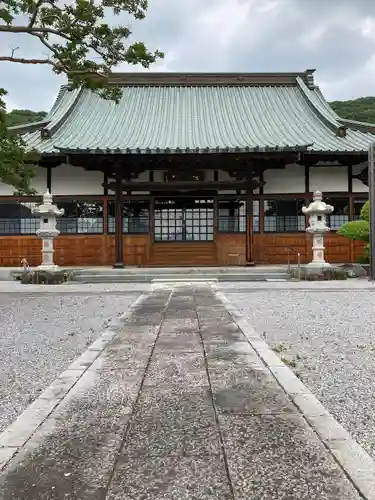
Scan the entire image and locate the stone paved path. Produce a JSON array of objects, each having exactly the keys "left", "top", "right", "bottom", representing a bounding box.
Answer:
[{"left": 0, "top": 285, "right": 364, "bottom": 499}]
